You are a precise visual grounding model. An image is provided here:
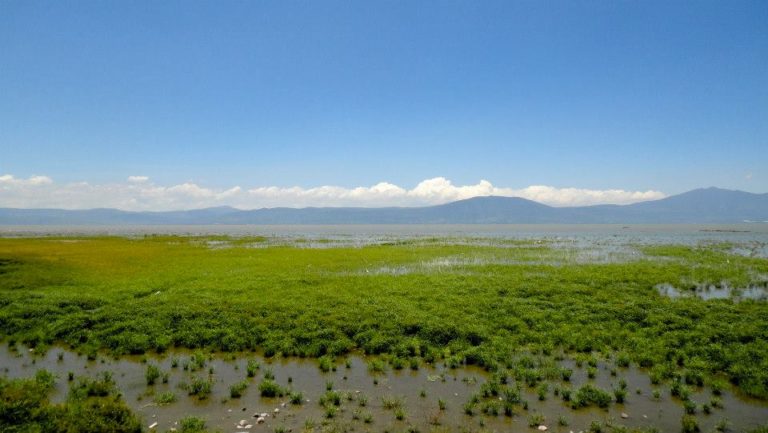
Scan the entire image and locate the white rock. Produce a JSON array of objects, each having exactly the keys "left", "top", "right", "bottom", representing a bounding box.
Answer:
[
  {"left": 239, "top": 419, "right": 247, "bottom": 426},
  {"left": 273, "top": 408, "right": 280, "bottom": 414},
  {"left": 149, "top": 422, "right": 158, "bottom": 429},
  {"left": 256, "top": 417, "right": 265, "bottom": 424},
  {"left": 538, "top": 426, "right": 548, "bottom": 432},
  {"left": 621, "top": 412, "right": 629, "bottom": 419}
]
